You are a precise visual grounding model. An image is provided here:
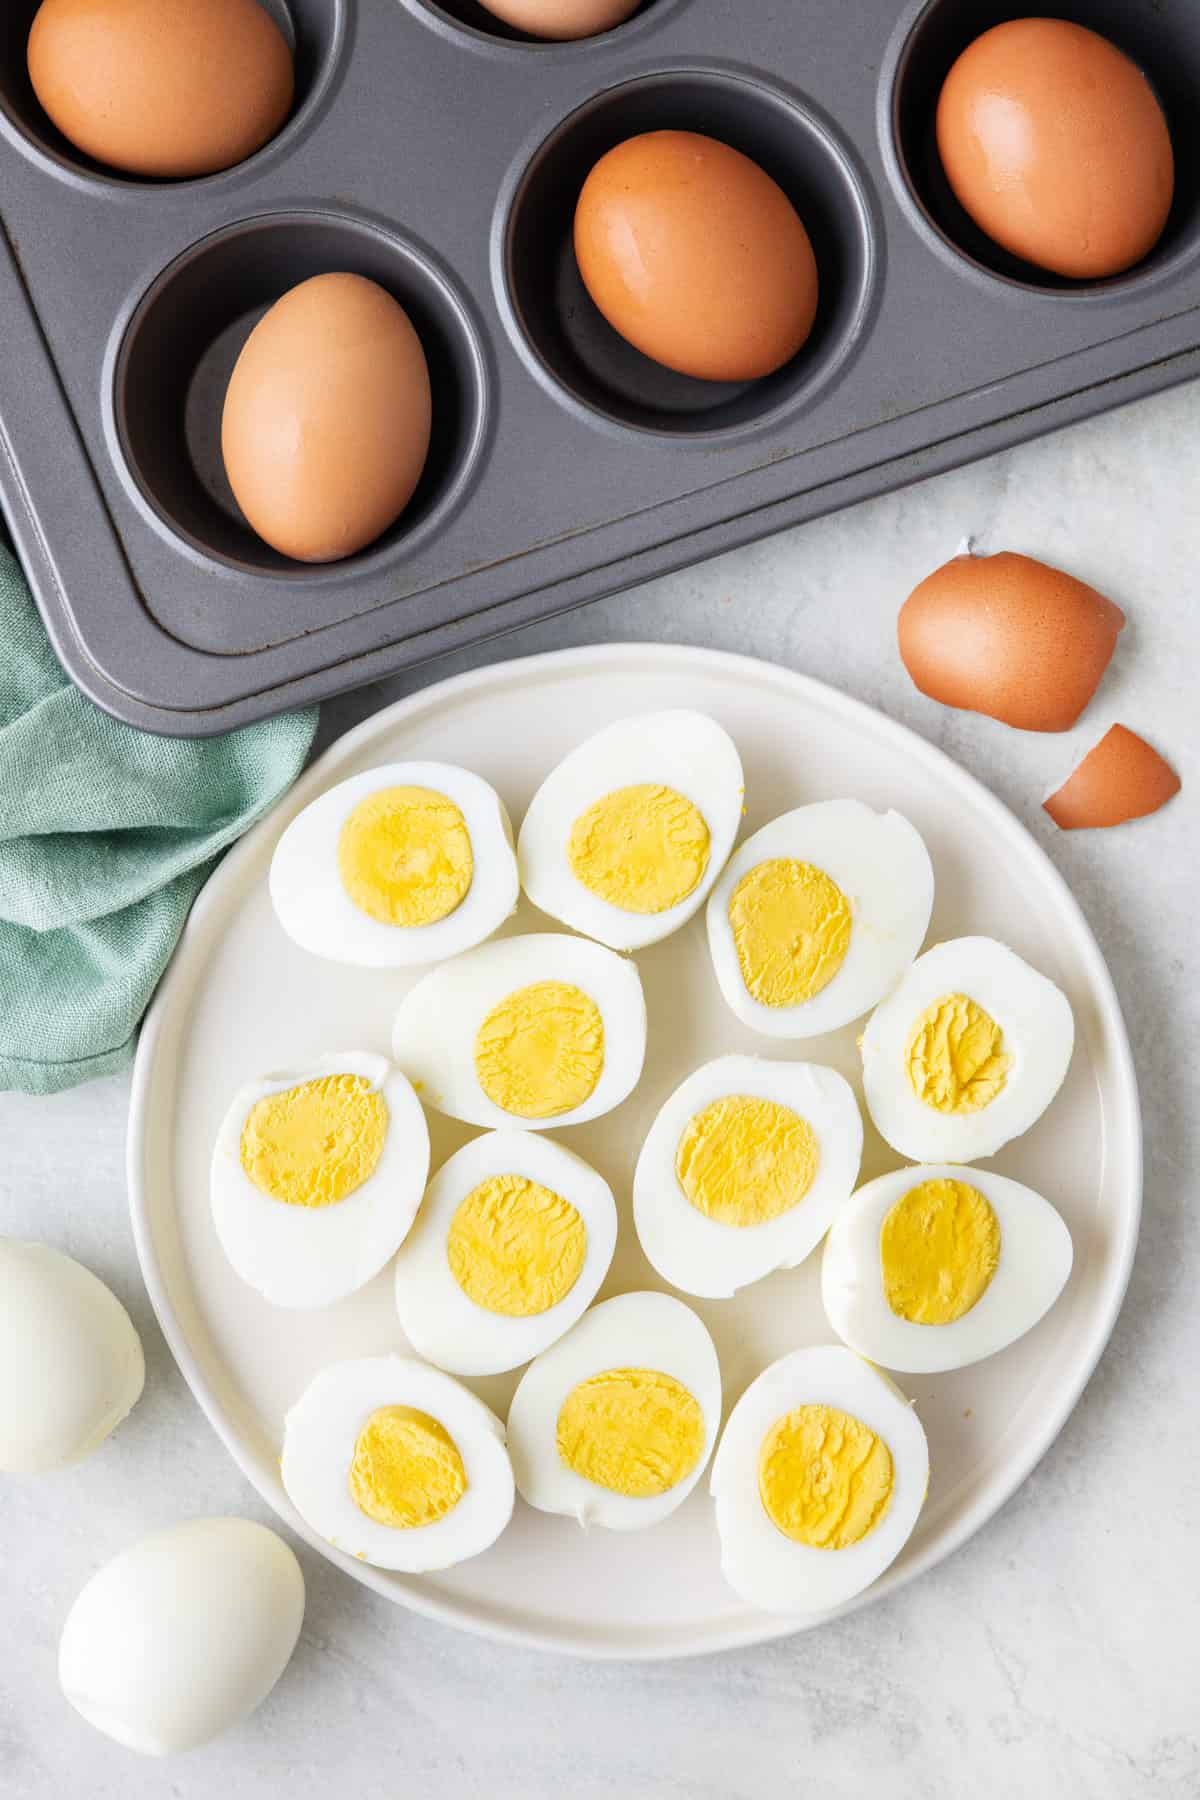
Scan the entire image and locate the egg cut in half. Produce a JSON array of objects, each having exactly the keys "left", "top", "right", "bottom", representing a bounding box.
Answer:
[
  {"left": 394, "top": 1132, "right": 618, "bottom": 1376},
  {"left": 282, "top": 1355, "right": 514, "bottom": 1571},
  {"left": 210, "top": 1052, "right": 429, "bottom": 1309},
  {"left": 822, "top": 1165, "right": 1073, "bottom": 1374},
  {"left": 633, "top": 1055, "right": 863, "bottom": 1298},
  {"left": 711, "top": 1345, "right": 928, "bottom": 1615},
  {"left": 517, "top": 710, "right": 744, "bottom": 951},
  {"left": 861, "top": 937, "right": 1074, "bottom": 1162},
  {"left": 706, "top": 801, "right": 934, "bottom": 1037},
  {"left": 269, "top": 762, "right": 518, "bottom": 967},
  {"left": 392, "top": 933, "right": 646, "bottom": 1130},
  {"left": 507, "top": 1291, "right": 721, "bottom": 1530}
]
